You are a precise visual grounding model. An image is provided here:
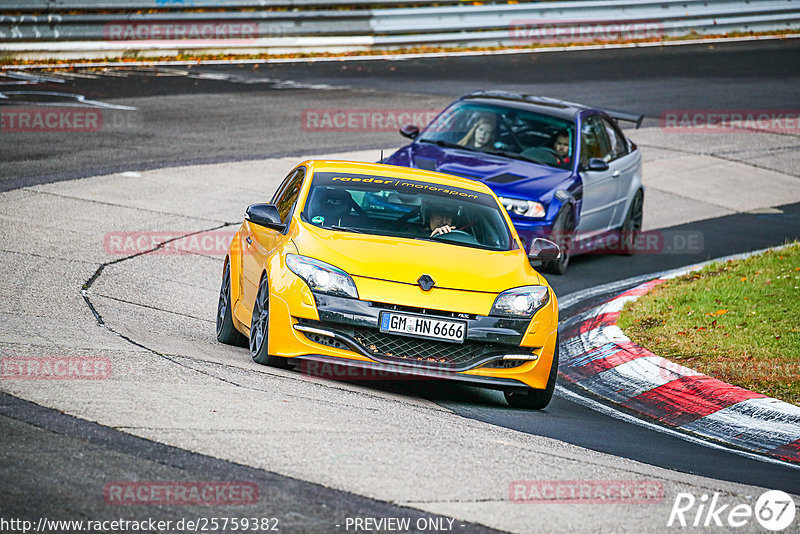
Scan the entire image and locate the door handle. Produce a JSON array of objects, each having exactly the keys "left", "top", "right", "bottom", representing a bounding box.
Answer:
[
  {"left": 612, "top": 170, "right": 621, "bottom": 178},
  {"left": 246, "top": 236, "right": 252, "bottom": 246}
]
